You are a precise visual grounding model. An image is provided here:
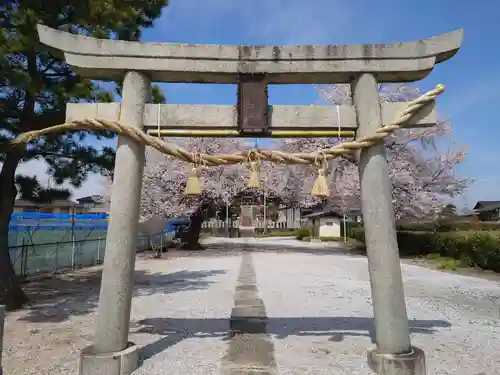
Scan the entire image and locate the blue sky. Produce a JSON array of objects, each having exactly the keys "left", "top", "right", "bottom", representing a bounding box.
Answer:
[{"left": 18, "top": 0, "right": 500, "bottom": 209}]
